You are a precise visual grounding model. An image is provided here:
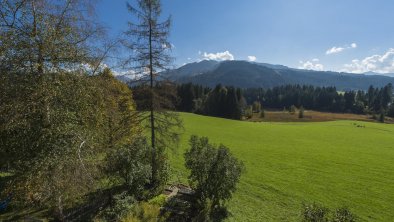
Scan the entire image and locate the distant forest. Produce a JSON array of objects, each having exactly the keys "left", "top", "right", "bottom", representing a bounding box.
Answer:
[{"left": 148, "top": 83, "right": 394, "bottom": 120}]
